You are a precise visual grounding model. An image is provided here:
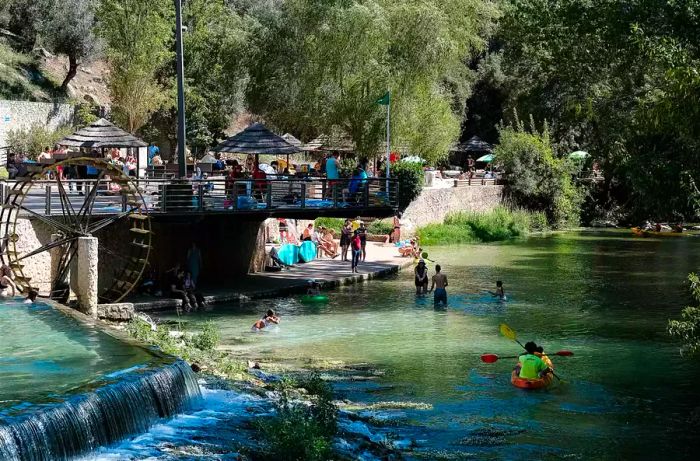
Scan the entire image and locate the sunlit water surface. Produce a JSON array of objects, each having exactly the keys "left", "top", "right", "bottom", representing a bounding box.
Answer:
[{"left": 109, "top": 231, "right": 700, "bottom": 459}]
